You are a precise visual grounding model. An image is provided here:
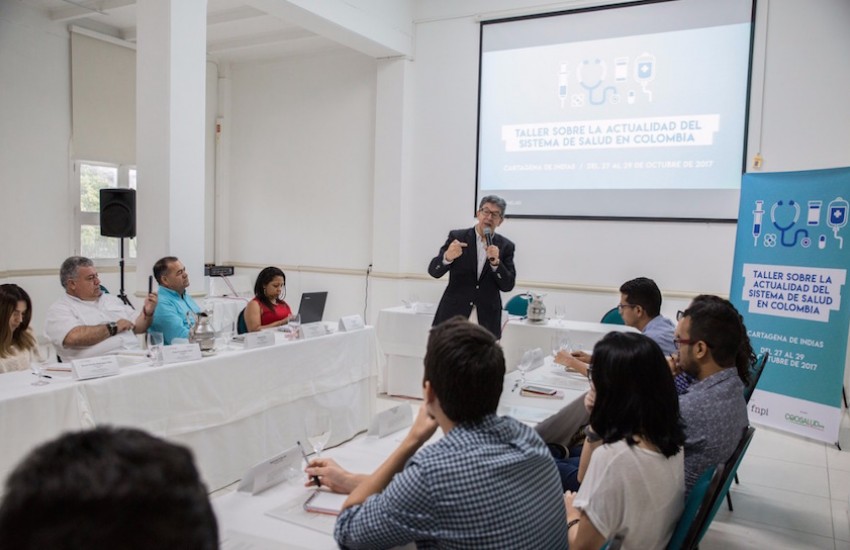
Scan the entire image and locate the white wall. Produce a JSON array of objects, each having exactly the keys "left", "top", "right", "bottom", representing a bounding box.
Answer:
[
  {"left": 0, "top": 2, "right": 73, "bottom": 274},
  {"left": 3, "top": 0, "right": 850, "bottom": 331},
  {"left": 237, "top": 0, "right": 846, "bottom": 324},
  {"left": 220, "top": 0, "right": 820, "bottom": 324}
]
